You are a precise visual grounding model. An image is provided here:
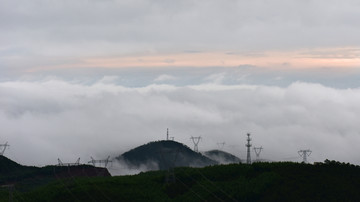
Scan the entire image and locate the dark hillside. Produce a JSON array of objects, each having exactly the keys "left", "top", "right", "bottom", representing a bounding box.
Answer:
[
  {"left": 117, "top": 140, "right": 217, "bottom": 170},
  {"left": 6, "top": 160, "right": 360, "bottom": 201},
  {"left": 0, "top": 155, "right": 39, "bottom": 175},
  {"left": 0, "top": 155, "right": 40, "bottom": 185},
  {"left": 0, "top": 156, "right": 110, "bottom": 192}
]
